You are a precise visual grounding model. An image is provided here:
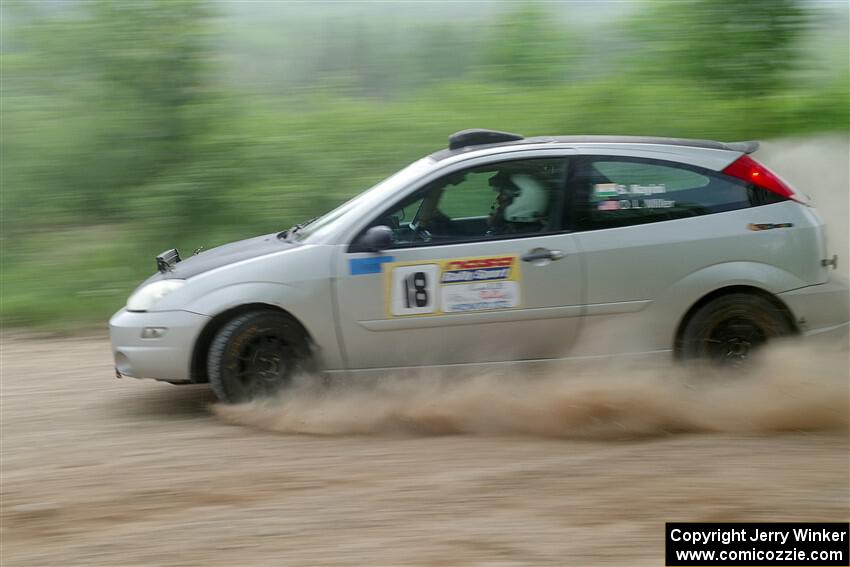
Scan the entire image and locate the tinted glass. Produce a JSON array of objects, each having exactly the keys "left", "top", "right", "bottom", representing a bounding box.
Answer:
[
  {"left": 363, "top": 158, "right": 567, "bottom": 249},
  {"left": 568, "top": 156, "right": 785, "bottom": 231}
]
